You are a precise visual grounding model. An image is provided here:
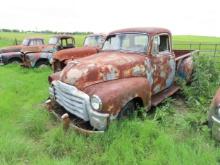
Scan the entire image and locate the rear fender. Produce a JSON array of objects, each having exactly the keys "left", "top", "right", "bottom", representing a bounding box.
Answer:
[
  {"left": 83, "top": 77, "right": 152, "bottom": 116},
  {"left": 177, "top": 56, "right": 193, "bottom": 82}
]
